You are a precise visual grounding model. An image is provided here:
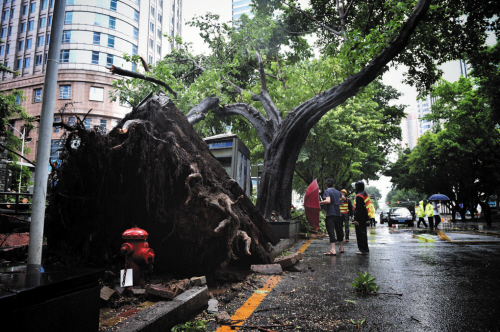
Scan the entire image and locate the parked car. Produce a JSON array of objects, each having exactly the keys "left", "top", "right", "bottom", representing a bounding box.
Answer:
[
  {"left": 388, "top": 207, "right": 414, "bottom": 227},
  {"left": 379, "top": 209, "right": 390, "bottom": 224}
]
